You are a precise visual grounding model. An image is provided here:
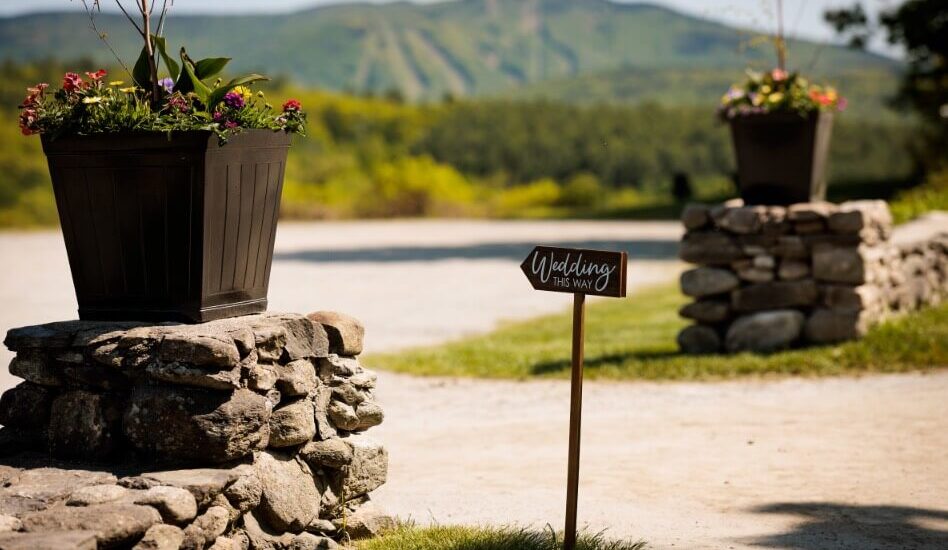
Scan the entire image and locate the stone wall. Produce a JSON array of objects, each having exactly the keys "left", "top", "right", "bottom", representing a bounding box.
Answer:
[
  {"left": 0, "top": 311, "right": 390, "bottom": 549},
  {"left": 678, "top": 201, "right": 948, "bottom": 354}
]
